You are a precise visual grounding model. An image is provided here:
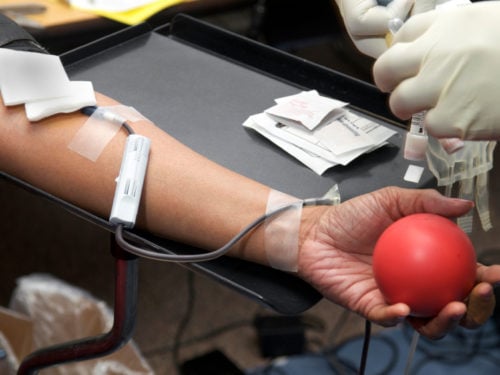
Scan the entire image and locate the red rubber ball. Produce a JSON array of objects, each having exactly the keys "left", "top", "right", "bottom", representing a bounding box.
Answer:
[{"left": 373, "top": 213, "right": 476, "bottom": 317}]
